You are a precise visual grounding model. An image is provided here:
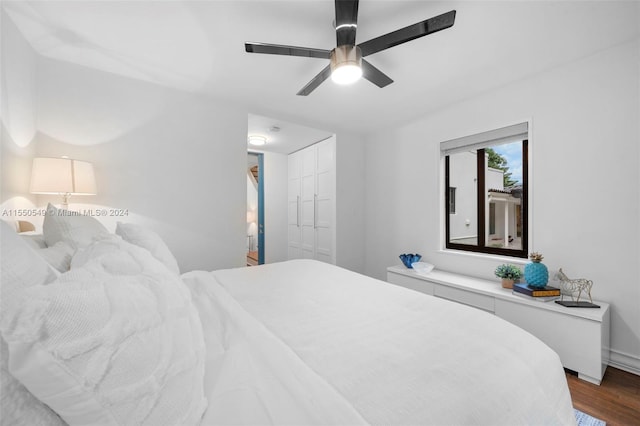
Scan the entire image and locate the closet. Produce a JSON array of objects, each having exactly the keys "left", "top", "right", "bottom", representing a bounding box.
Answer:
[{"left": 288, "top": 136, "right": 335, "bottom": 264}]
